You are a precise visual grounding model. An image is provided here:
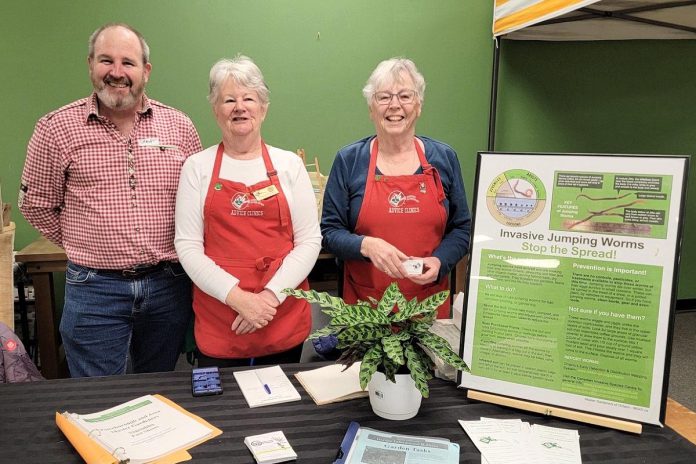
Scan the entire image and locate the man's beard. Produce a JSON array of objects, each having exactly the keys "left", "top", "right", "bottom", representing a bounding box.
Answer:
[{"left": 94, "top": 74, "right": 144, "bottom": 111}]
